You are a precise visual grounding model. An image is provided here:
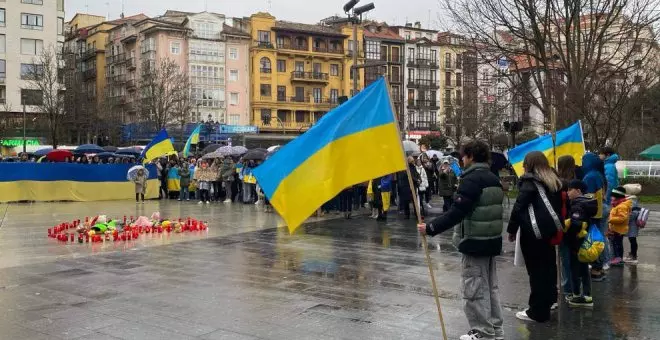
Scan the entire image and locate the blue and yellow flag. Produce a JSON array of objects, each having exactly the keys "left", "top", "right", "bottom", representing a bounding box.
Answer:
[
  {"left": 253, "top": 77, "right": 406, "bottom": 232},
  {"left": 508, "top": 121, "right": 586, "bottom": 176},
  {"left": 182, "top": 124, "right": 201, "bottom": 158},
  {"left": 141, "top": 129, "right": 177, "bottom": 164}
]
